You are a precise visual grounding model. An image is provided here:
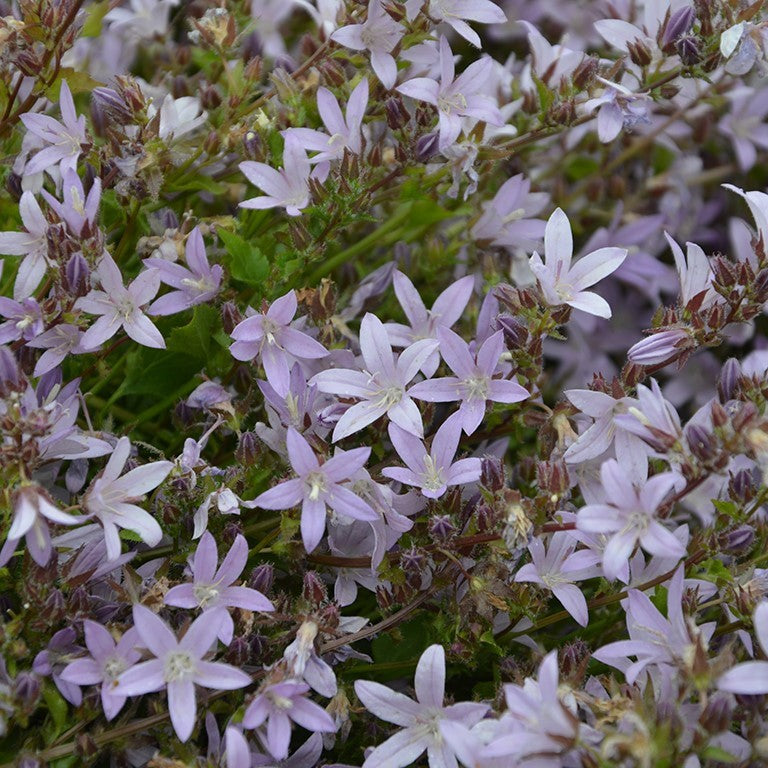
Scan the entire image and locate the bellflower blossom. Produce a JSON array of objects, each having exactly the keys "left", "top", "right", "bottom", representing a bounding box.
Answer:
[
  {"left": 114, "top": 605, "right": 251, "bottom": 742},
  {"left": 0, "top": 297, "right": 43, "bottom": 344},
  {"left": 42, "top": 169, "right": 101, "bottom": 236},
  {"left": 409, "top": 328, "right": 529, "bottom": 435},
  {"left": 423, "top": 0, "right": 507, "bottom": 48},
  {"left": 20, "top": 81, "right": 87, "bottom": 176},
  {"left": 144, "top": 227, "right": 223, "bottom": 315},
  {"left": 239, "top": 135, "right": 312, "bottom": 217},
  {"left": 397, "top": 36, "right": 503, "bottom": 150},
  {"left": 80, "top": 436, "right": 173, "bottom": 560},
  {"left": 242, "top": 680, "right": 336, "bottom": 760},
  {"left": 385, "top": 271, "right": 474, "bottom": 377},
  {"left": 60, "top": 622, "right": 141, "bottom": 721},
  {"left": 229, "top": 289, "right": 328, "bottom": 397},
  {"left": 75, "top": 252, "right": 165, "bottom": 349},
  {"left": 383, "top": 413, "right": 482, "bottom": 498},
  {"left": 311, "top": 313, "right": 438, "bottom": 440},
  {"left": 284, "top": 79, "right": 368, "bottom": 180},
  {"left": 576, "top": 459, "right": 686, "bottom": 580},
  {"left": 331, "top": 0, "right": 404, "bottom": 90},
  {"left": 514, "top": 532, "right": 602, "bottom": 626},
  {"left": 529, "top": 208, "right": 627, "bottom": 318},
  {"left": 0, "top": 192, "right": 51, "bottom": 300},
  {"left": 0, "top": 485, "right": 82, "bottom": 568},
  {"left": 354, "top": 644, "right": 489, "bottom": 768},
  {"left": 246, "top": 427, "right": 377, "bottom": 552},
  {"left": 164, "top": 532, "right": 274, "bottom": 643}
]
